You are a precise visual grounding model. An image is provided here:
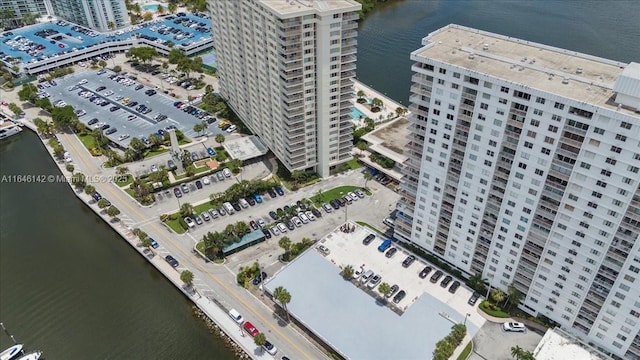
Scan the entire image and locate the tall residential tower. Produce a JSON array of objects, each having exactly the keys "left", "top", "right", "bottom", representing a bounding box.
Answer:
[
  {"left": 397, "top": 24, "right": 640, "bottom": 359},
  {"left": 208, "top": 0, "right": 361, "bottom": 177},
  {"left": 50, "top": 0, "right": 129, "bottom": 31}
]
